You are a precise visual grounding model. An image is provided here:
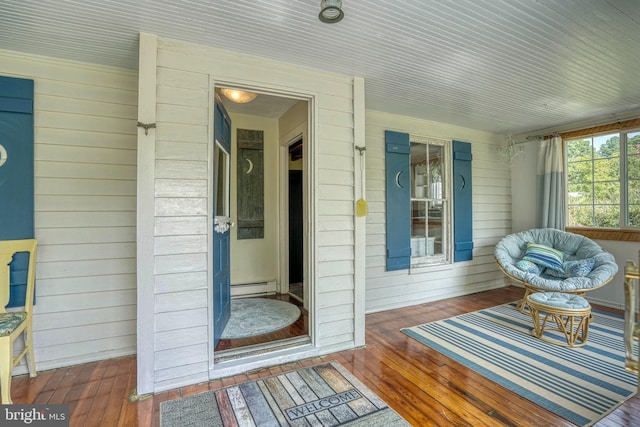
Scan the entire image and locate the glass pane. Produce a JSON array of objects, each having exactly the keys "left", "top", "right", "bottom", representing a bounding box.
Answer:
[
  {"left": 593, "top": 181, "right": 620, "bottom": 203},
  {"left": 566, "top": 138, "right": 592, "bottom": 161},
  {"left": 568, "top": 205, "right": 593, "bottom": 227},
  {"left": 428, "top": 144, "right": 444, "bottom": 200},
  {"left": 567, "top": 160, "right": 593, "bottom": 184},
  {"left": 214, "top": 143, "right": 229, "bottom": 217},
  {"left": 628, "top": 131, "right": 640, "bottom": 180},
  {"left": 593, "top": 158, "right": 619, "bottom": 181},
  {"left": 411, "top": 200, "right": 426, "bottom": 257},
  {"left": 629, "top": 204, "right": 640, "bottom": 227},
  {"left": 567, "top": 183, "right": 592, "bottom": 205},
  {"left": 593, "top": 205, "right": 620, "bottom": 228},
  {"left": 411, "top": 142, "right": 427, "bottom": 199},
  {"left": 628, "top": 154, "right": 640, "bottom": 180},
  {"left": 593, "top": 133, "right": 619, "bottom": 159},
  {"left": 627, "top": 131, "right": 640, "bottom": 150},
  {"left": 629, "top": 179, "right": 640, "bottom": 204},
  {"left": 427, "top": 205, "right": 444, "bottom": 256}
]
